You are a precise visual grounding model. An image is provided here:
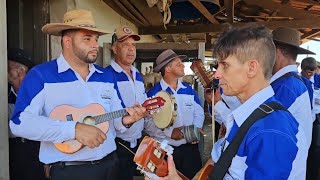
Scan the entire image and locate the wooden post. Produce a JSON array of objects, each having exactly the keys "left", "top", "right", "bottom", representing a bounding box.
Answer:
[{"left": 0, "top": 0, "right": 9, "bottom": 179}]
